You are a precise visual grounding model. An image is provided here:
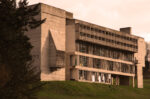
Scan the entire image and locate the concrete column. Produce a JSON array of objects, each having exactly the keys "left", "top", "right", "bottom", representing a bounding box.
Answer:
[
  {"left": 111, "top": 77, "right": 114, "bottom": 85},
  {"left": 115, "top": 77, "right": 117, "bottom": 85},
  {"left": 72, "top": 55, "right": 77, "bottom": 66},
  {"left": 133, "top": 76, "right": 135, "bottom": 88},
  {"left": 88, "top": 57, "right": 93, "bottom": 68},
  {"left": 116, "top": 76, "right": 119, "bottom": 85},
  {"left": 65, "top": 53, "right": 70, "bottom": 80},
  {"left": 88, "top": 44, "right": 93, "bottom": 54},
  {"left": 87, "top": 72, "right": 92, "bottom": 81},
  {"left": 88, "top": 45, "right": 93, "bottom": 68},
  {"left": 137, "top": 65, "right": 143, "bottom": 88},
  {"left": 77, "top": 55, "right": 80, "bottom": 66},
  {"left": 76, "top": 69, "right": 79, "bottom": 80}
]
